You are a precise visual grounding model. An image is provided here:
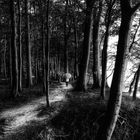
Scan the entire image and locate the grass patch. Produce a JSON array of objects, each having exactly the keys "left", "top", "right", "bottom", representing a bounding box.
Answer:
[
  {"left": 1, "top": 84, "right": 140, "bottom": 140},
  {"left": 38, "top": 91, "right": 140, "bottom": 140}
]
